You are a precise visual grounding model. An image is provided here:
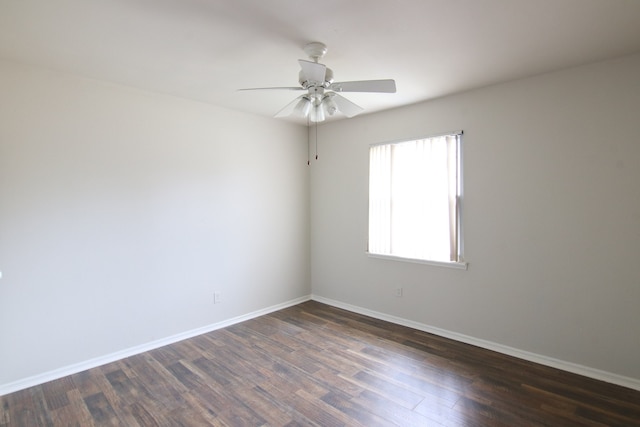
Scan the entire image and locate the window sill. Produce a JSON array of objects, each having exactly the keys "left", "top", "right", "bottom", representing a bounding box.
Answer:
[{"left": 366, "top": 252, "right": 468, "bottom": 270}]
